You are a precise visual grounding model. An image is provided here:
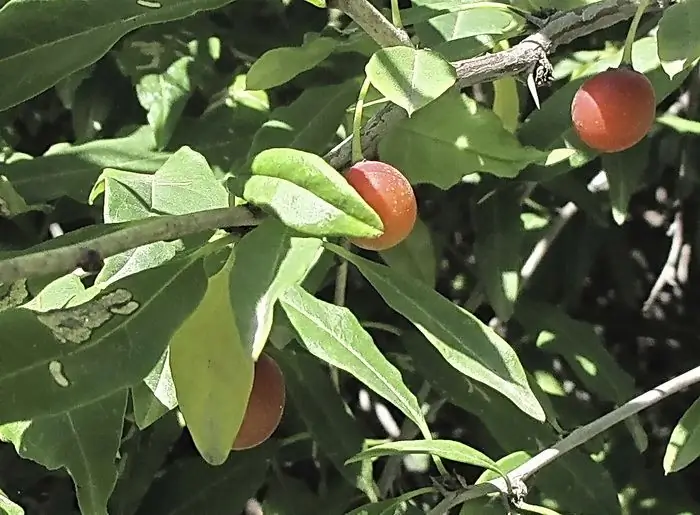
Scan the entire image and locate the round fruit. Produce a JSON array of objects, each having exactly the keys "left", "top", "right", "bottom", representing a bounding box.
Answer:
[
  {"left": 345, "top": 160, "right": 417, "bottom": 251},
  {"left": 571, "top": 67, "right": 656, "bottom": 153},
  {"left": 232, "top": 353, "right": 286, "bottom": 451}
]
